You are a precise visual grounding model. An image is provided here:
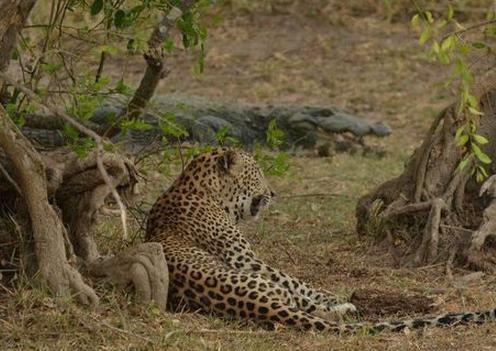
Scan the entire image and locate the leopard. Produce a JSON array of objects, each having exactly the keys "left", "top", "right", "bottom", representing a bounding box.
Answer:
[{"left": 146, "top": 147, "right": 496, "bottom": 333}]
